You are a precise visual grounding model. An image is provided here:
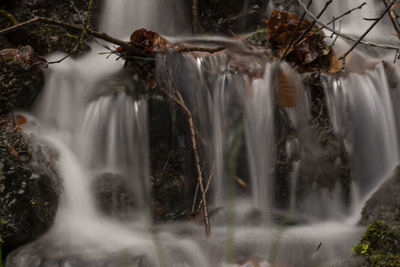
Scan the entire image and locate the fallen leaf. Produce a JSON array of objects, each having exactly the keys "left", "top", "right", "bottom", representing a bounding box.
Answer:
[
  {"left": 328, "top": 55, "right": 343, "bottom": 74},
  {"left": 276, "top": 66, "right": 299, "bottom": 107}
]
